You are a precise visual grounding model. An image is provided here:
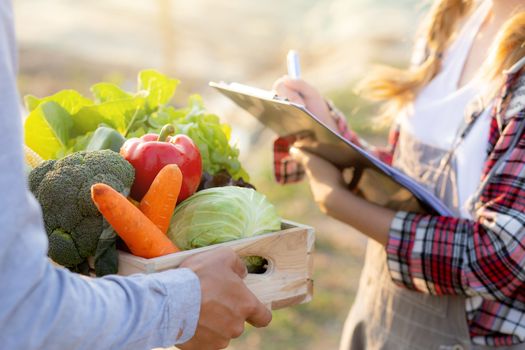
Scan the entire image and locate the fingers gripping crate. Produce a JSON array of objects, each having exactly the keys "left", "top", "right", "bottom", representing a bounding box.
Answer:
[{"left": 116, "top": 220, "right": 314, "bottom": 310}]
